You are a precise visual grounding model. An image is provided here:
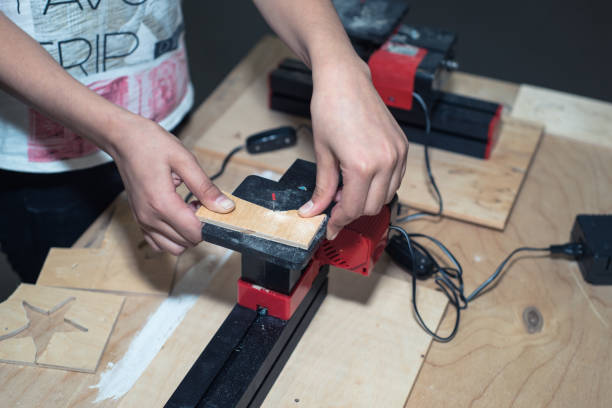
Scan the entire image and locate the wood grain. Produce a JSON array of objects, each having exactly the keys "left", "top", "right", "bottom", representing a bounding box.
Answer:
[
  {"left": 511, "top": 84, "right": 612, "bottom": 149},
  {"left": 399, "top": 118, "right": 543, "bottom": 229},
  {"left": 263, "top": 260, "right": 448, "bottom": 408},
  {"left": 194, "top": 70, "right": 542, "bottom": 230},
  {"left": 406, "top": 135, "right": 612, "bottom": 408},
  {"left": 442, "top": 71, "right": 519, "bottom": 109},
  {"left": 0, "top": 284, "right": 124, "bottom": 373},
  {"left": 38, "top": 194, "right": 177, "bottom": 295},
  {"left": 0, "top": 153, "right": 446, "bottom": 407},
  {"left": 3, "top": 36, "right": 612, "bottom": 408},
  {"left": 196, "top": 193, "right": 326, "bottom": 249}
]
